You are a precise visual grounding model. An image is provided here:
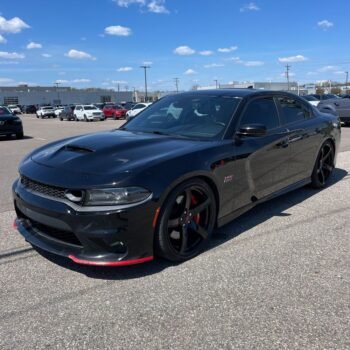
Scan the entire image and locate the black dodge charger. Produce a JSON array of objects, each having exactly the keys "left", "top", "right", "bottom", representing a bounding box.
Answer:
[
  {"left": 13, "top": 90, "right": 341, "bottom": 266},
  {"left": 0, "top": 106, "right": 24, "bottom": 139}
]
